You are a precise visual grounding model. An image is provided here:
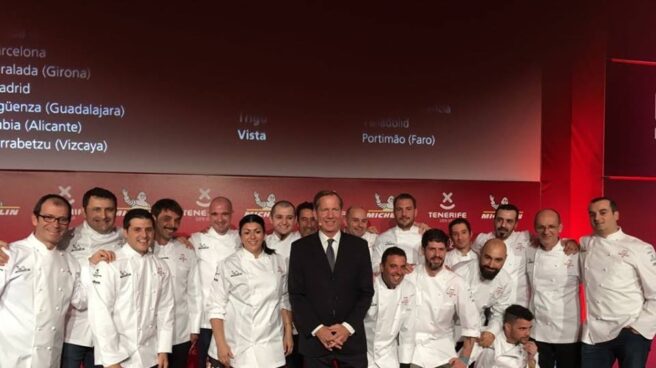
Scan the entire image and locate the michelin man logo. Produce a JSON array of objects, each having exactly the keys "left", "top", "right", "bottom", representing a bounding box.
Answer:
[
  {"left": 254, "top": 192, "right": 276, "bottom": 210},
  {"left": 374, "top": 193, "right": 394, "bottom": 211},
  {"left": 440, "top": 192, "right": 455, "bottom": 210},
  {"left": 122, "top": 189, "right": 150, "bottom": 209},
  {"left": 489, "top": 194, "right": 509, "bottom": 210}
]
